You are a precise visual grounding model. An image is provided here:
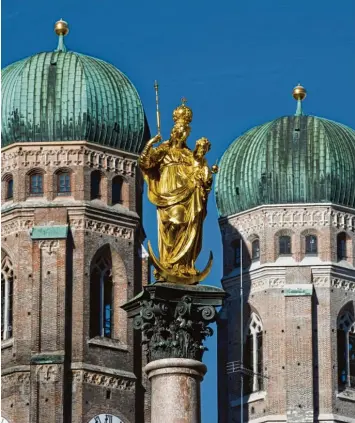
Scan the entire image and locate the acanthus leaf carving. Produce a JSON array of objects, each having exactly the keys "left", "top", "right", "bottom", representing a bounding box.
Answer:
[{"left": 133, "top": 293, "right": 219, "bottom": 362}]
